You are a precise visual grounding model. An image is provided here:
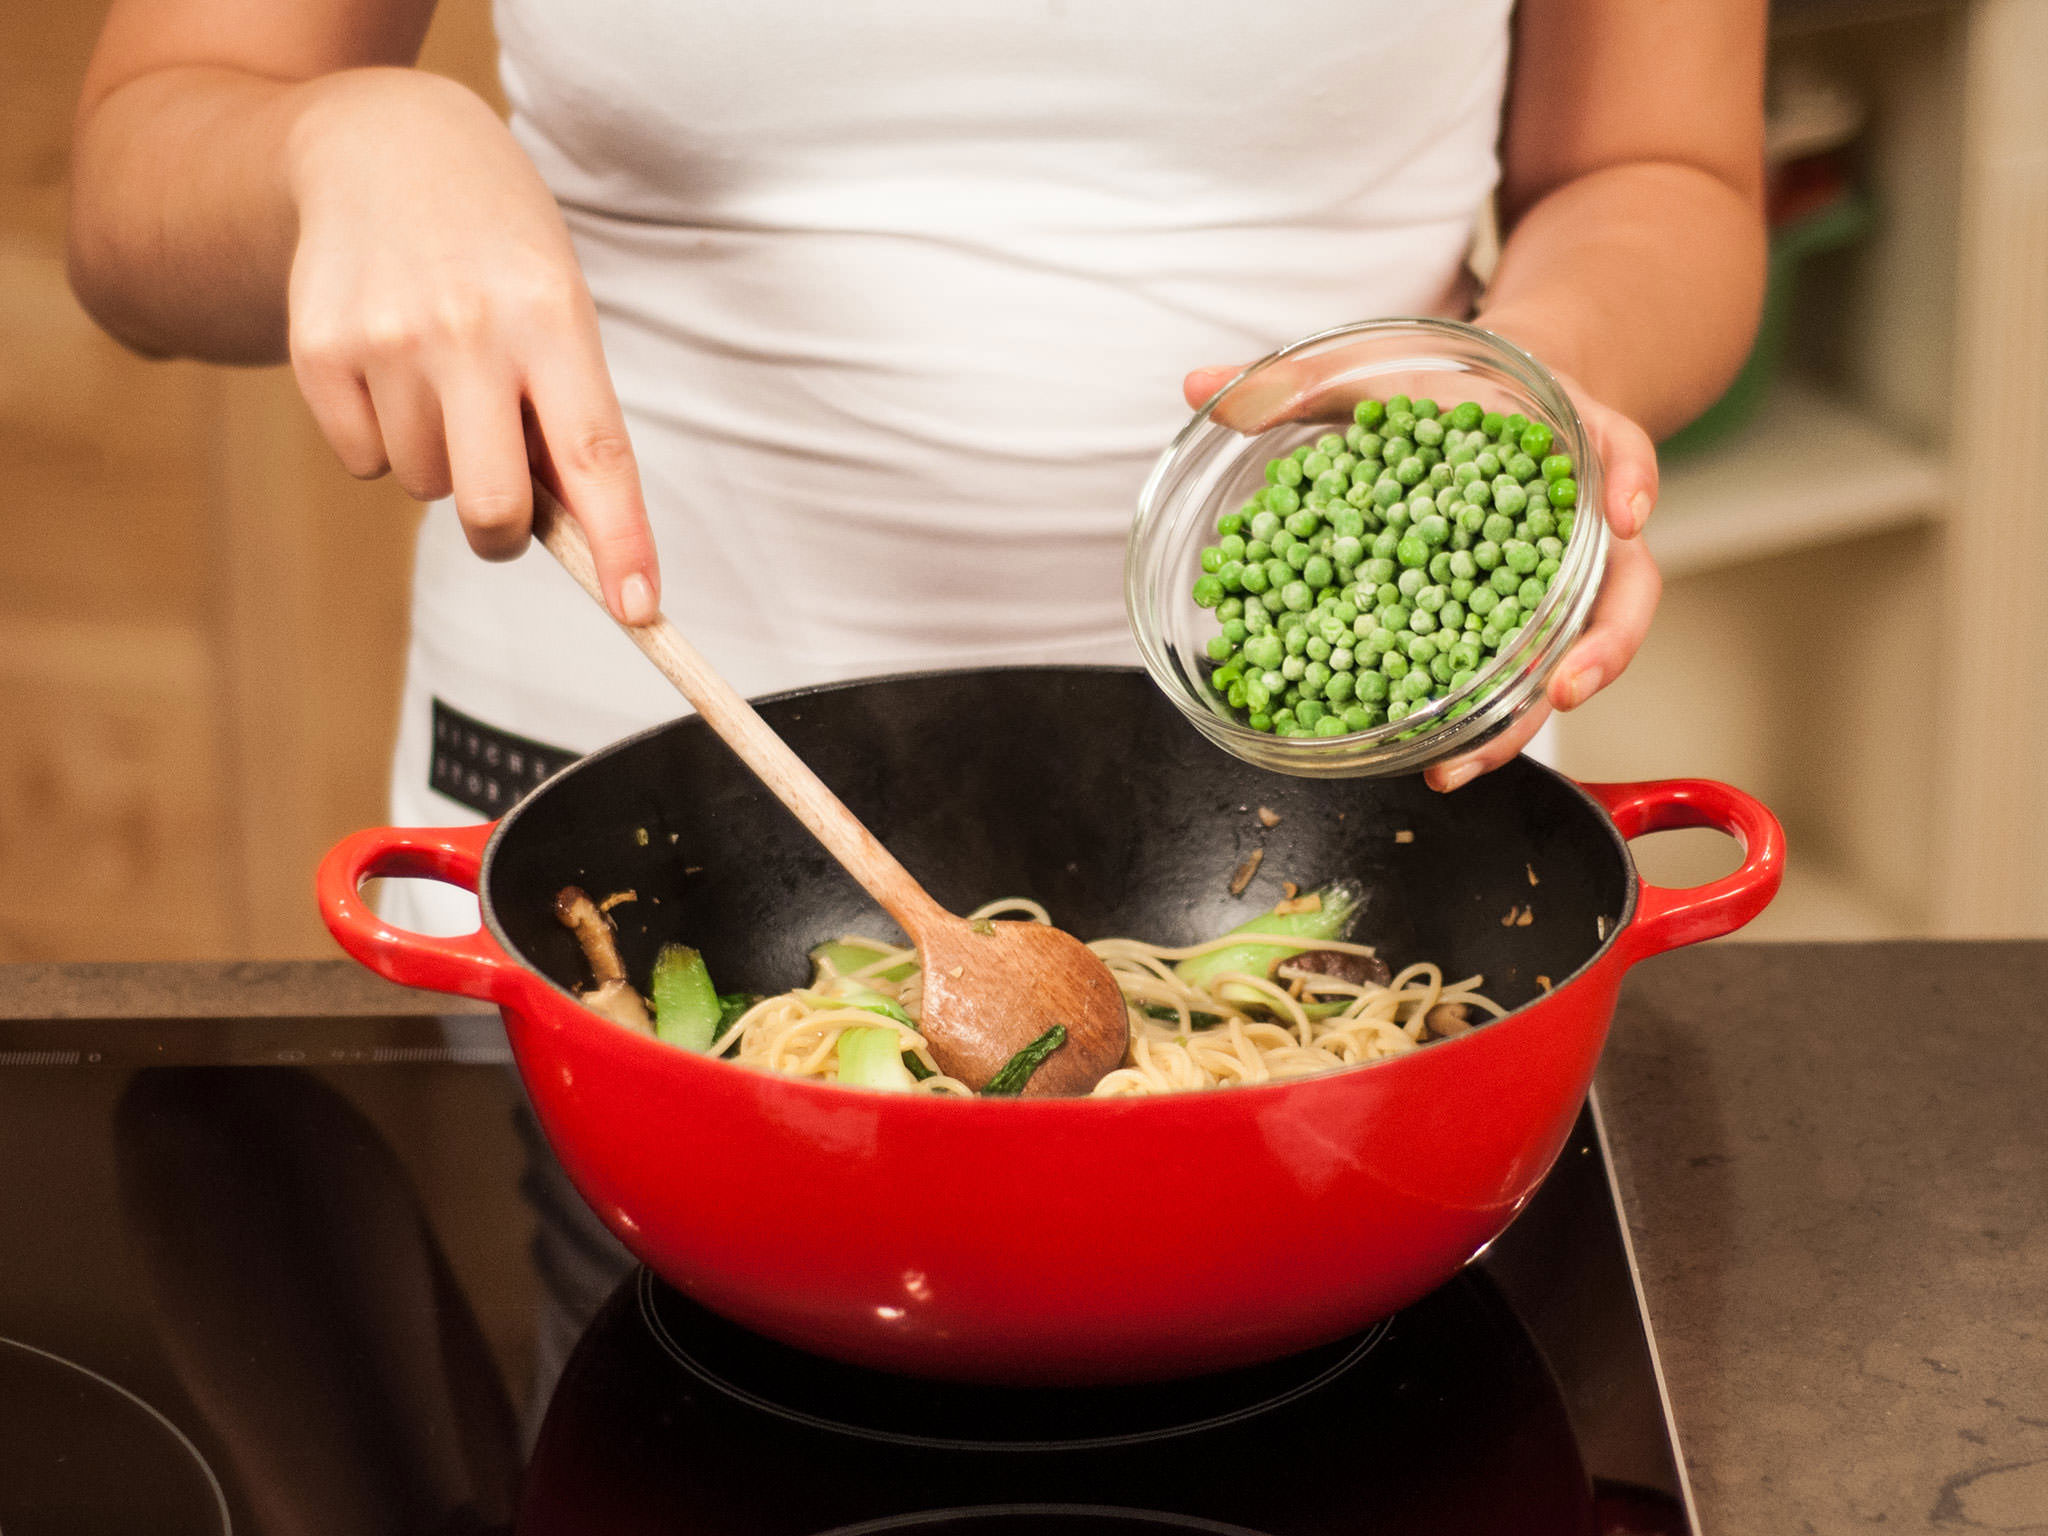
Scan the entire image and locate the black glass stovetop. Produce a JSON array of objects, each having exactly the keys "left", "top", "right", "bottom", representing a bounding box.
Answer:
[{"left": 0, "top": 1004, "right": 1695, "bottom": 1535}]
